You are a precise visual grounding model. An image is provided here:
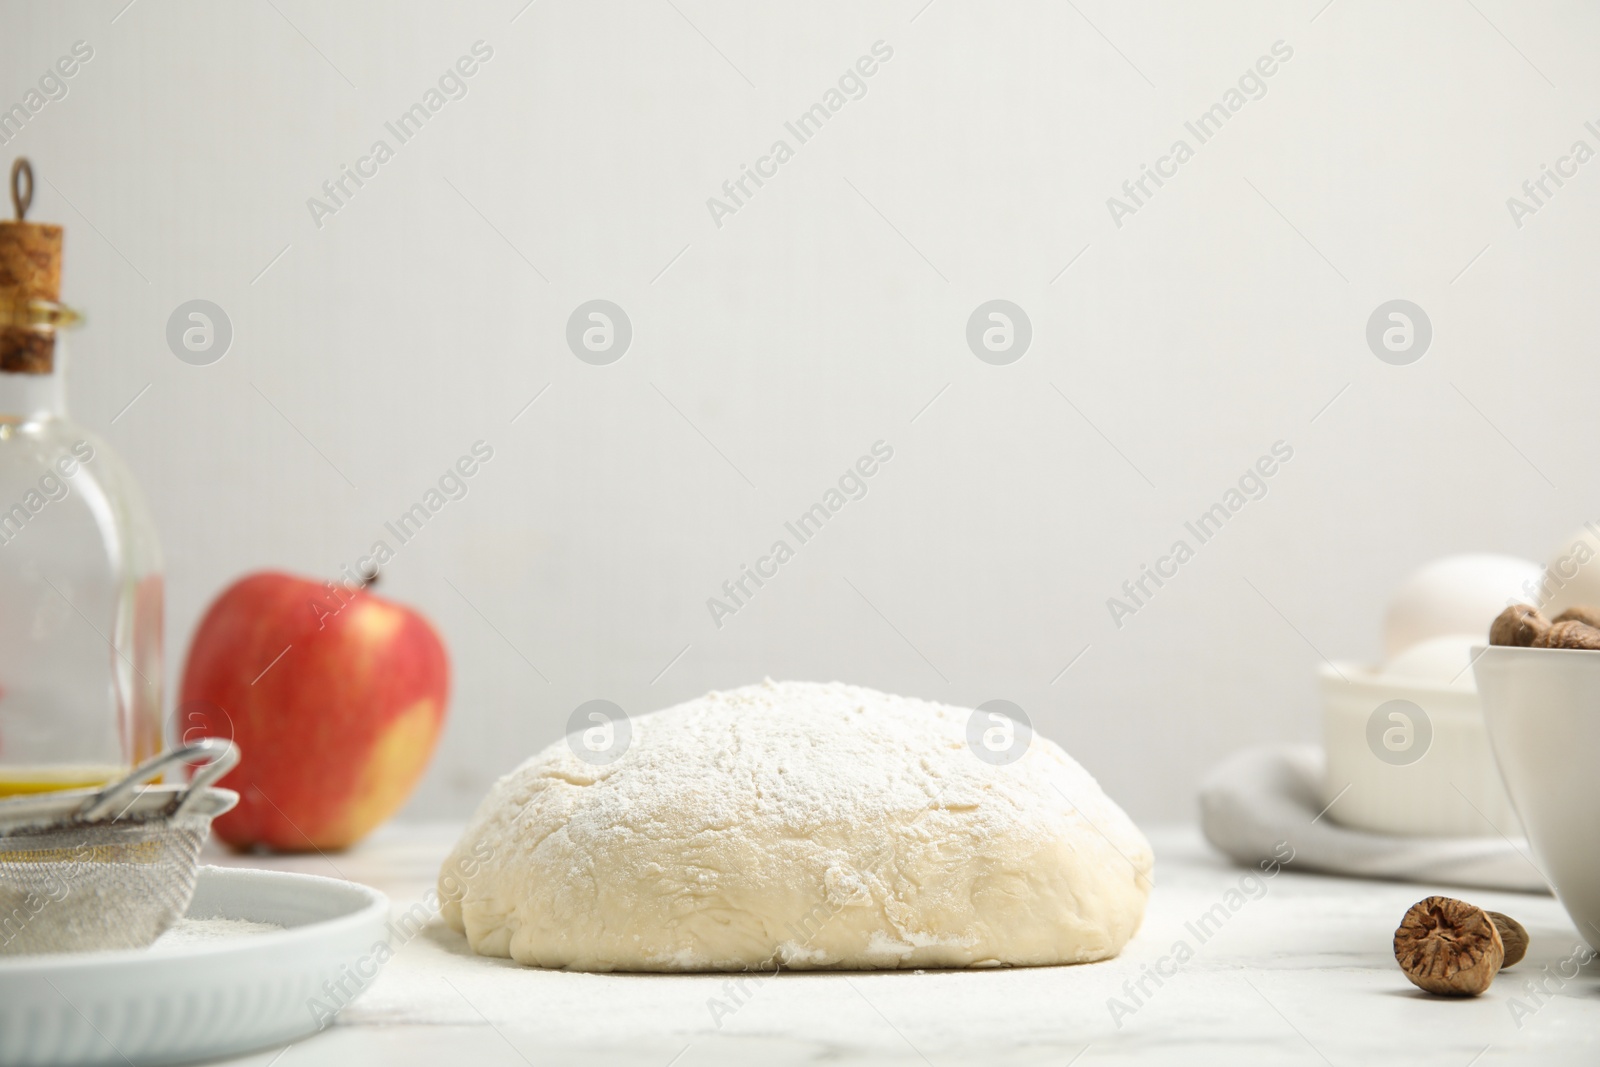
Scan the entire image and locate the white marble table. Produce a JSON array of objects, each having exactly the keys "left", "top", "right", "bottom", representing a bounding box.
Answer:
[{"left": 203, "top": 823, "right": 1600, "bottom": 1066}]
